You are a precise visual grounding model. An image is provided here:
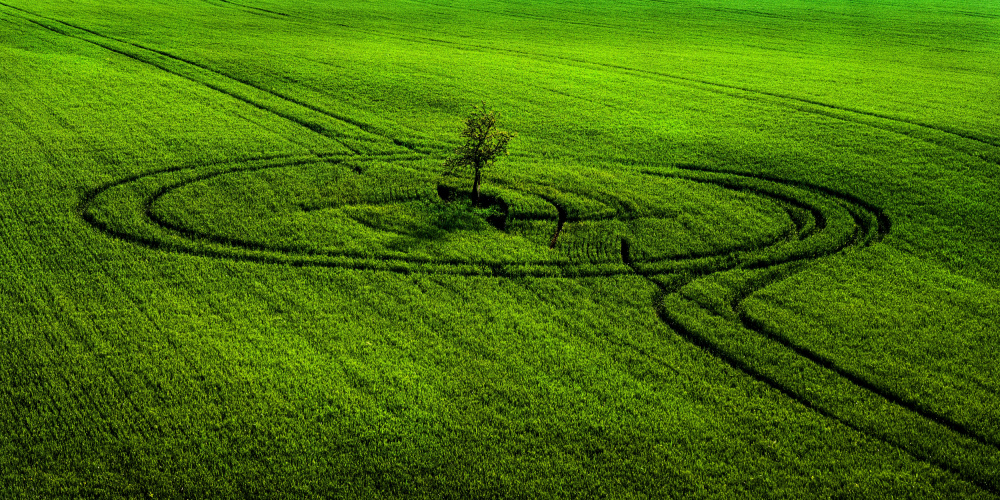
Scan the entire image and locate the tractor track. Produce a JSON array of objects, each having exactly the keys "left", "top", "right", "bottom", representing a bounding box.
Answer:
[
  {"left": 7, "top": 2, "right": 997, "bottom": 493},
  {"left": 208, "top": 0, "right": 289, "bottom": 18},
  {"left": 77, "top": 152, "right": 1000, "bottom": 494}
]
